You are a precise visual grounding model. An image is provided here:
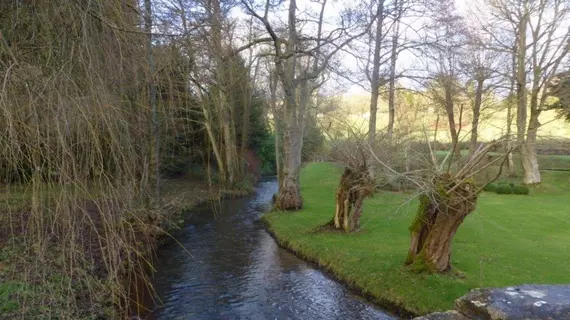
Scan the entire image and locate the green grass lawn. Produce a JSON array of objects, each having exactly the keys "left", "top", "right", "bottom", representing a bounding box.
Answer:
[{"left": 263, "top": 162, "right": 570, "bottom": 316}]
